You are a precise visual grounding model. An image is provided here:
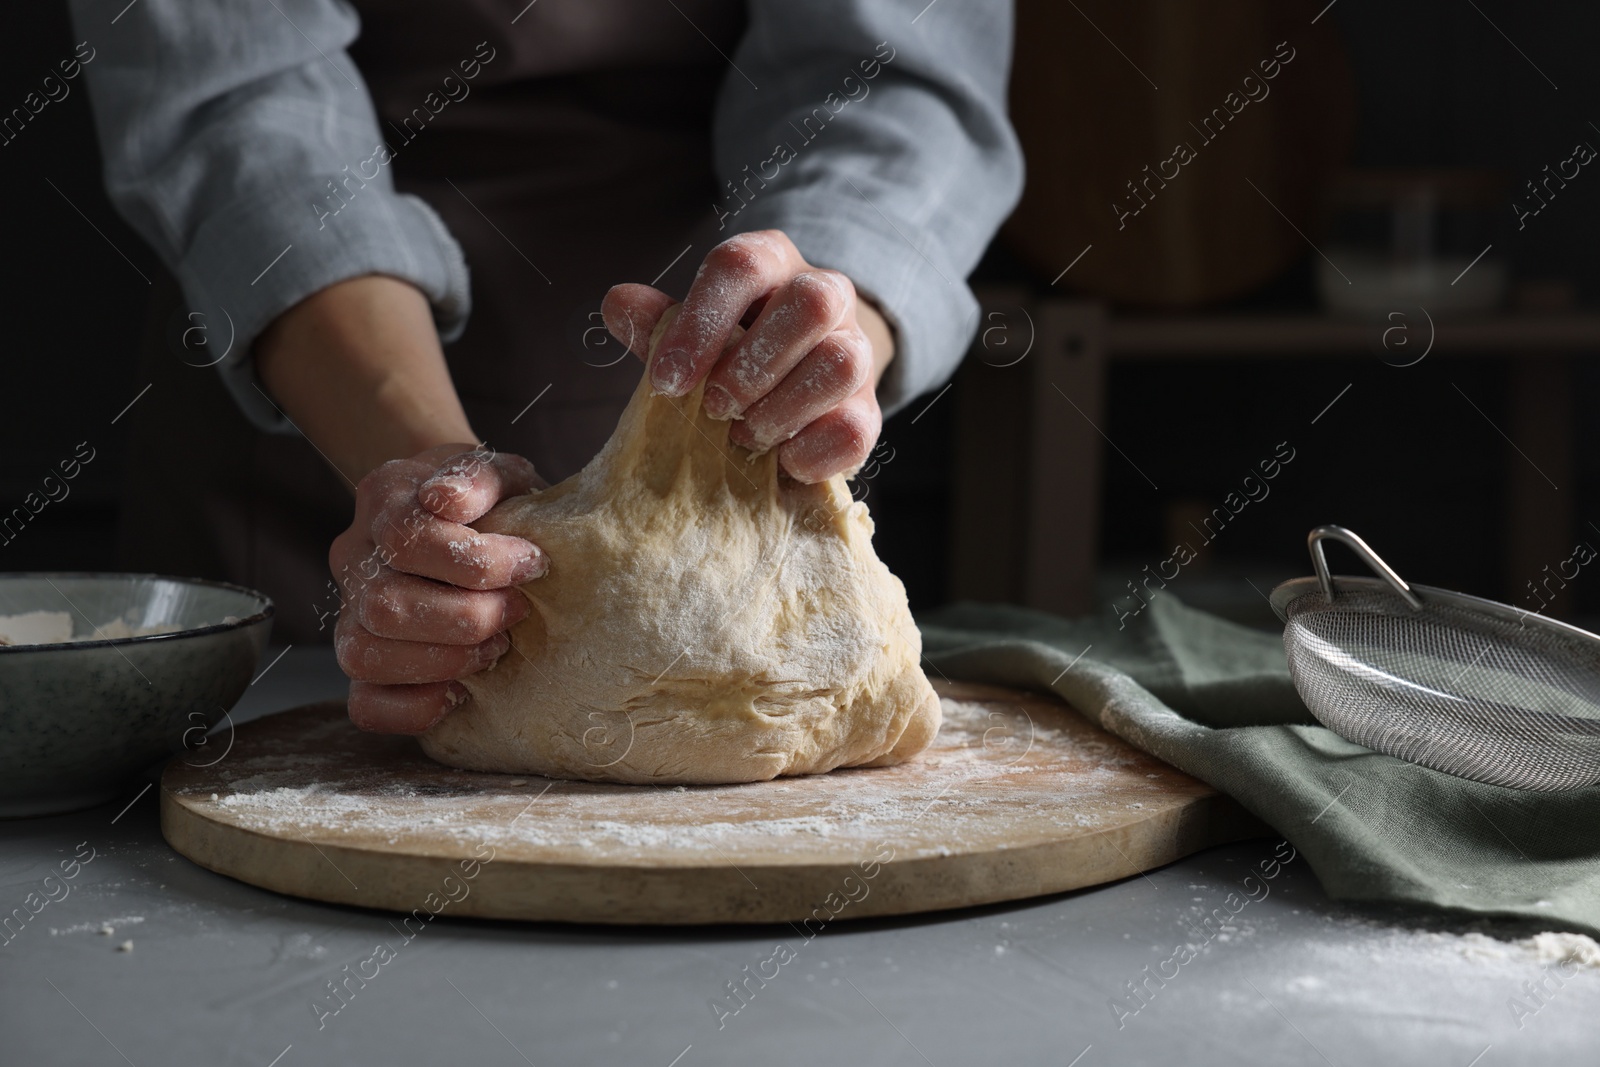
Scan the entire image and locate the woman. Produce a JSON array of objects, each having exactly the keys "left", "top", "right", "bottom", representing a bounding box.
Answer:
[{"left": 71, "top": 0, "right": 1022, "bottom": 733}]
